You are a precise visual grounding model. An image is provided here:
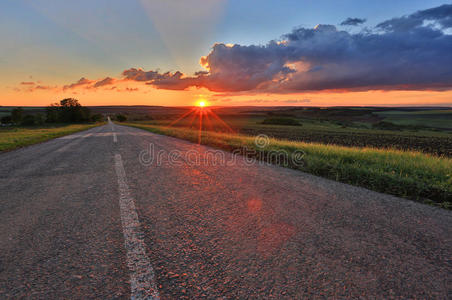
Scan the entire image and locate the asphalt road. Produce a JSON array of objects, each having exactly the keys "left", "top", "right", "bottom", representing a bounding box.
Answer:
[{"left": 0, "top": 122, "right": 451, "bottom": 299}]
